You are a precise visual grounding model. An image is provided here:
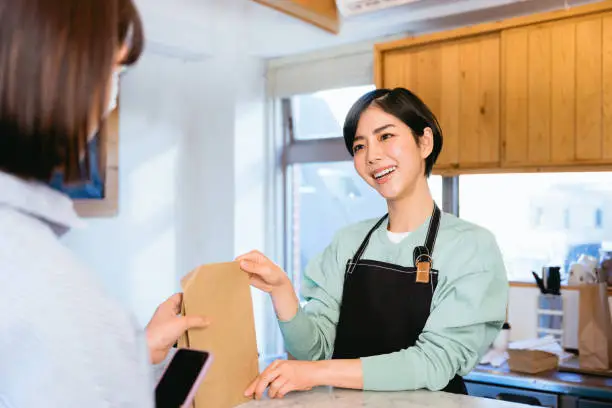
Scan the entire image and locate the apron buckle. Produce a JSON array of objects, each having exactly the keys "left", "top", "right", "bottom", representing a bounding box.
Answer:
[{"left": 415, "top": 254, "right": 432, "bottom": 284}]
